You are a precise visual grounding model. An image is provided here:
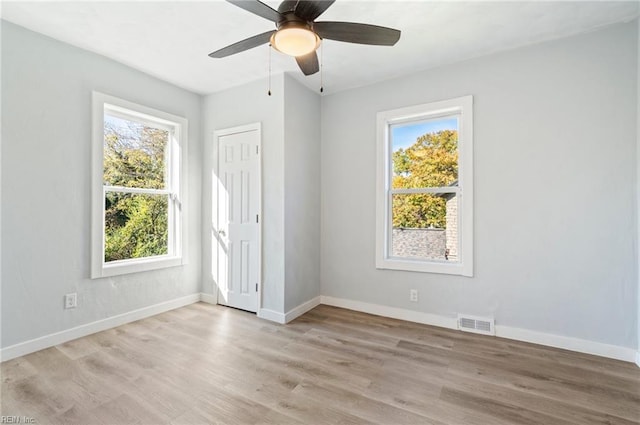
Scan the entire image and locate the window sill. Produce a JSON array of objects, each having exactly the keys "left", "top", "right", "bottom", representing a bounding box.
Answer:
[
  {"left": 376, "top": 257, "right": 472, "bottom": 277},
  {"left": 92, "top": 255, "right": 184, "bottom": 279}
]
